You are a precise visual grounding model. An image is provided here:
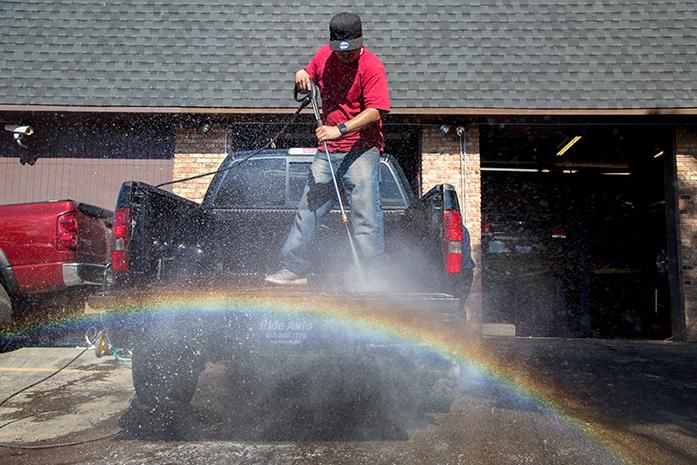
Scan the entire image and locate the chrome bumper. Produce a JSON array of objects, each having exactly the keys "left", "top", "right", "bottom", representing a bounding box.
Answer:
[{"left": 62, "top": 263, "right": 106, "bottom": 287}]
